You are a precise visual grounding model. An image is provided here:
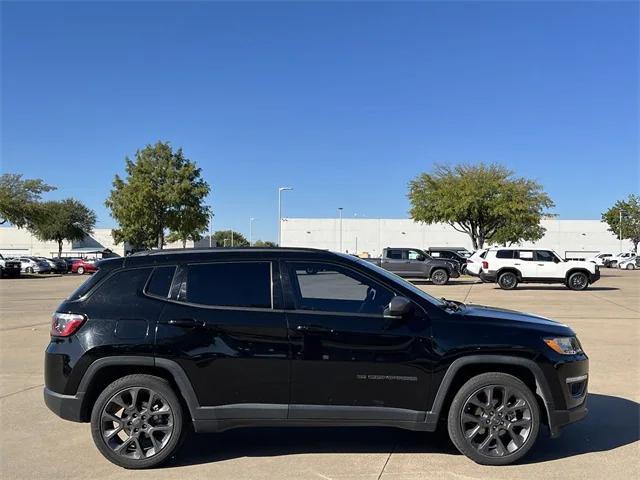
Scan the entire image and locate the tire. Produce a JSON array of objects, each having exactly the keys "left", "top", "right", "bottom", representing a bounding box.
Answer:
[
  {"left": 498, "top": 271, "right": 518, "bottom": 290},
  {"left": 26, "top": 267, "right": 34, "bottom": 274},
  {"left": 610, "top": 261, "right": 618, "bottom": 268},
  {"left": 447, "top": 372, "right": 540, "bottom": 466},
  {"left": 77, "top": 266, "right": 85, "bottom": 275},
  {"left": 567, "top": 272, "right": 589, "bottom": 291},
  {"left": 626, "top": 264, "right": 635, "bottom": 270},
  {"left": 90, "top": 374, "right": 187, "bottom": 469},
  {"left": 431, "top": 268, "right": 449, "bottom": 285}
]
